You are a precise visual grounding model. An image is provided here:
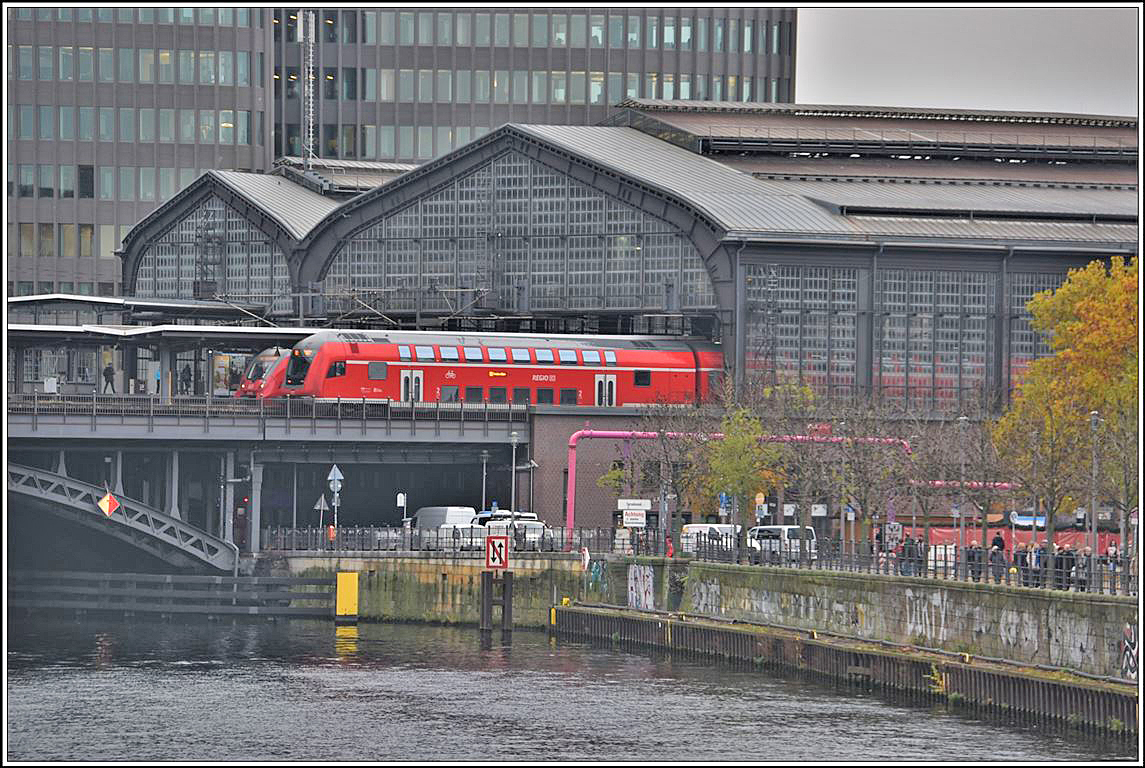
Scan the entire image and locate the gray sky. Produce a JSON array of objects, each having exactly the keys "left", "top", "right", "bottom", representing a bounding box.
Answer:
[{"left": 796, "top": 6, "right": 1140, "bottom": 116}]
